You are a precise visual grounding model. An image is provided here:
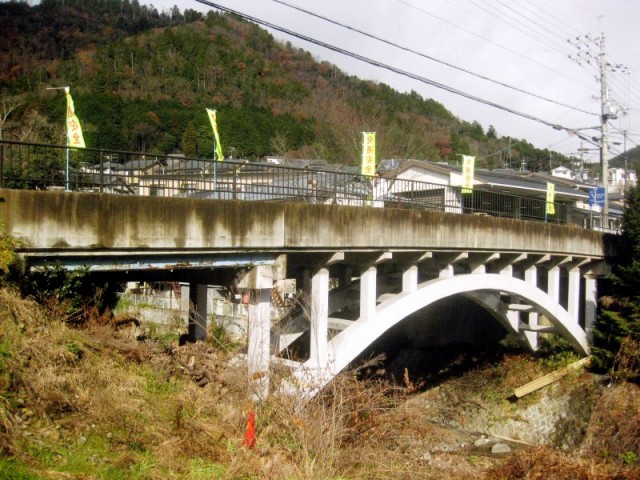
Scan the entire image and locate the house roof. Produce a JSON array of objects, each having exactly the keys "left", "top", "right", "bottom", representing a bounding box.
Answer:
[
  {"left": 377, "top": 158, "right": 591, "bottom": 202},
  {"left": 121, "top": 159, "right": 162, "bottom": 171}
]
